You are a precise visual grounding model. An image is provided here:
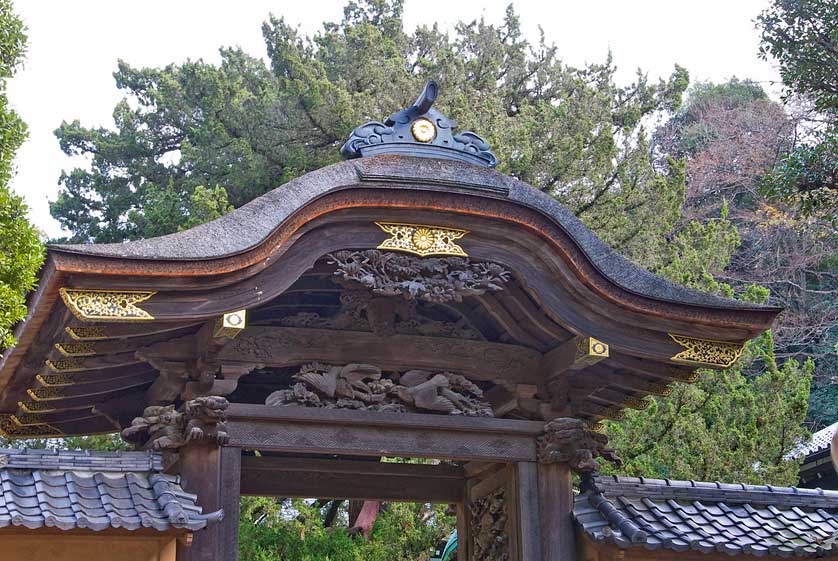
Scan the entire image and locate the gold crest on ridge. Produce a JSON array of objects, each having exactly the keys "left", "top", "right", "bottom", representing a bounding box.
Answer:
[{"left": 375, "top": 222, "right": 468, "bottom": 257}]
